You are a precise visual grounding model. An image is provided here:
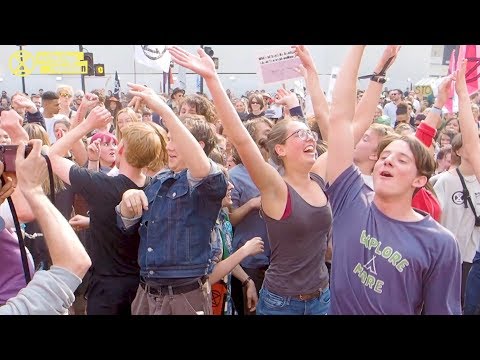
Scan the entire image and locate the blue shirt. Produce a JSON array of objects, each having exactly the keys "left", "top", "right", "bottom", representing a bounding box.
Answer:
[
  {"left": 229, "top": 164, "right": 270, "bottom": 268},
  {"left": 326, "top": 165, "right": 461, "bottom": 315}
]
